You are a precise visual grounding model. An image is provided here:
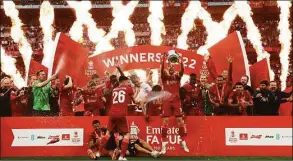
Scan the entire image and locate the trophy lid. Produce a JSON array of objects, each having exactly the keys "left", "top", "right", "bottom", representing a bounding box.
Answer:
[{"left": 168, "top": 50, "right": 177, "bottom": 56}]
